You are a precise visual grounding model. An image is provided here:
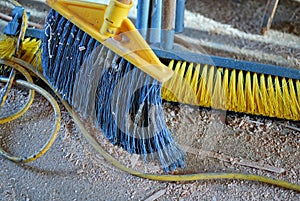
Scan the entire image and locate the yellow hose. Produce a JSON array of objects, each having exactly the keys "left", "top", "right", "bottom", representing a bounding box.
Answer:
[
  {"left": 4, "top": 56, "right": 299, "bottom": 192},
  {"left": 0, "top": 76, "right": 61, "bottom": 163},
  {"left": 0, "top": 2, "right": 59, "bottom": 162},
  {"left": 0, "top": 68, "right": 16, "bottom": 108},
  {"left": 1, "top": 0, "right": 299, "bottom": 193},
  {"left": 0, "top": 62, "right": 35, "bottom": 124},
  {"left": 64, "top": 98, "right": 300, "bottom": 192}
]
